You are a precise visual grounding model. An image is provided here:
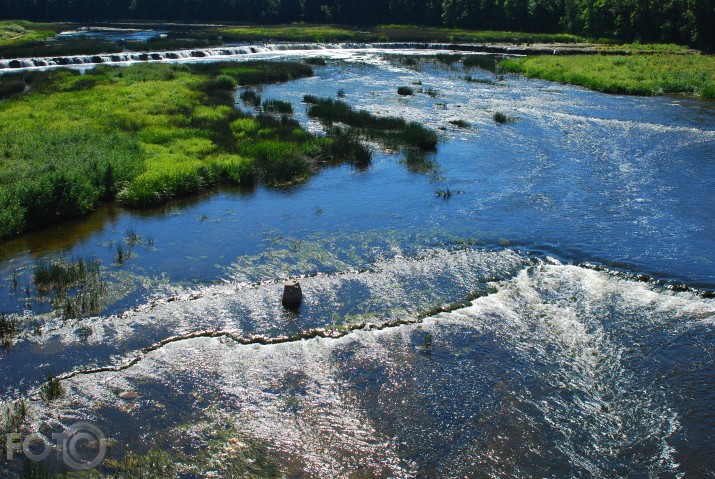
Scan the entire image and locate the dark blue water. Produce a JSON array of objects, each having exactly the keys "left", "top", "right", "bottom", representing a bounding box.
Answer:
[{"left": 0, "top": 52, "right": 714, "bottom": 478}]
